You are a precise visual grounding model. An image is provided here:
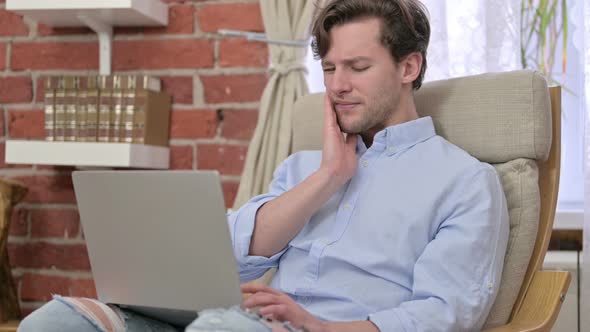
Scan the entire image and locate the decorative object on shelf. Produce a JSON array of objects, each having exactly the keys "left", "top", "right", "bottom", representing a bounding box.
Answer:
[
  {"left": 43, "top": 75, "right": 169, "bottom": 146},
  {"left": 0, "top": 179, "right": 27, "bottom": 323}
]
